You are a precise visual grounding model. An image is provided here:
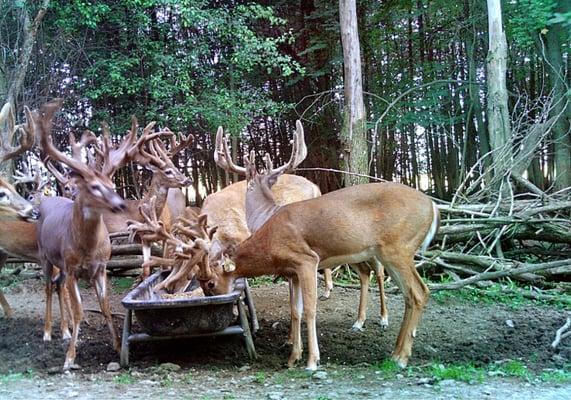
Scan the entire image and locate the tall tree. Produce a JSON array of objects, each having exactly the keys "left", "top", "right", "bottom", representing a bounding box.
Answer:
[
  {"left": 339, "top": 0, "right": 368, "bottom": 186},
  {"left": 486, "top": 0, "right": 512, "bottom": 194},
  {"left": 0, "top": 0, "right": 50, "bottom": 178}
]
